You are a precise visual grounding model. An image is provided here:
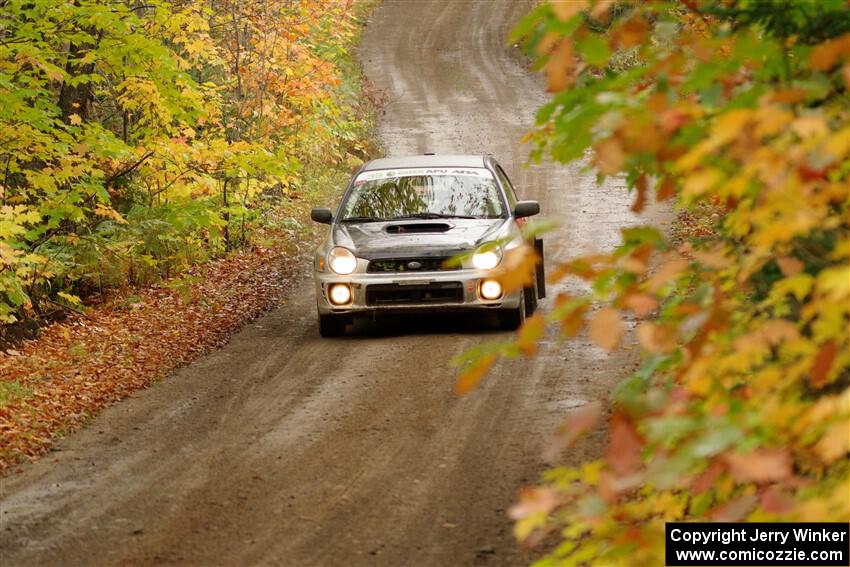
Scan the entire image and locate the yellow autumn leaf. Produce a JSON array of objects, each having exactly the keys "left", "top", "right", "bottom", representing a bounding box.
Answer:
[
  {"left": 815, "top": 420, "right": 850, "bottom": 464},
  {"left": 57, "top": 291, "right": 81, "bottom": 305},
  {"left": 94, "top": 203, "right": 128, "bottom": 224}
]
